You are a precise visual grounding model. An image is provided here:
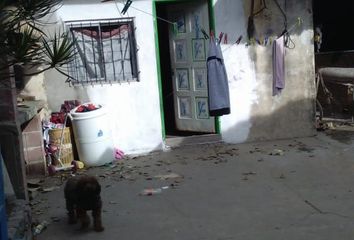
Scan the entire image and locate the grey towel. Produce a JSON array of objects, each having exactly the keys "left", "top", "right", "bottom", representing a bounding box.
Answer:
[
  {"left": 207, "top": 38, "right": 230, "bottom": 116},
  {"left": 272, "top": 36, "right": 285, "bottom": 96}
]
